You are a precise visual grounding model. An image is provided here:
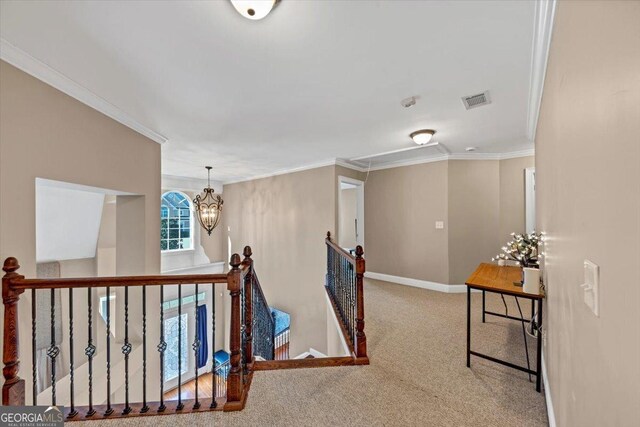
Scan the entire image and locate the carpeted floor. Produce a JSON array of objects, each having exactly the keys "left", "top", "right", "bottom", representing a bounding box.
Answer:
[{"left": 77, "top": 279, "right": 548, "bottom": 427}]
